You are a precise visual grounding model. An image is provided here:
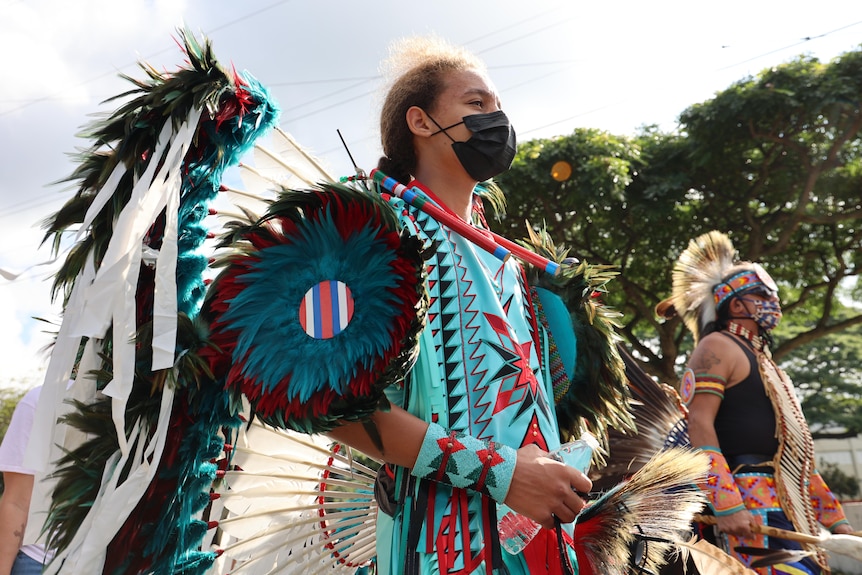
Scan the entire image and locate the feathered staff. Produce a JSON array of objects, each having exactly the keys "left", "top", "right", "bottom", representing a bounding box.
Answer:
[
  {"left": 32, "top": 29, "right": 279, "bottom": 574},
  {"left": 696, "top": 514, "right": 862, "bottom": 563}
]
